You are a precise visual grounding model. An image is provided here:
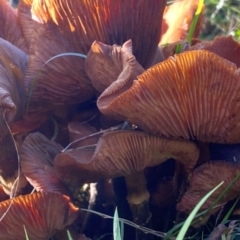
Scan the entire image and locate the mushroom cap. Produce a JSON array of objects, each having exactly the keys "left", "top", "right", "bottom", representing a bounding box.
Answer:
[
  {"left": 190, "top": 36, "right": 240, "bottom": 68},
  {"left": 0, "top": 0, "right": 28, "bottom": 53},
  {"left": 85, "top": 40, "right": 144, "bottom": 93},
  {"left": 160, "top": 0, "right": 203, "bottom": 45},
  {"left": 0, "top": 192, "right": 79, "bottom": 239},
  {"left": 54, "top": 130, "right": 199, "bottom": 188},
  {"left": 98, "top": 50, "right": 240, "bottom": 143},
  {"left": 177, "top": 161, "right": 240, "bottom": 225},
  {"left": 20, "top": 132, "right": 69, "bottom": 195}
]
